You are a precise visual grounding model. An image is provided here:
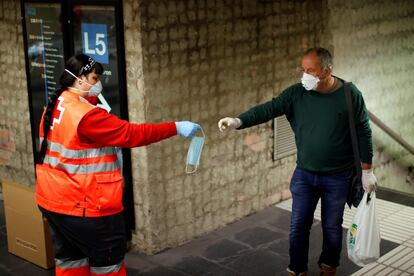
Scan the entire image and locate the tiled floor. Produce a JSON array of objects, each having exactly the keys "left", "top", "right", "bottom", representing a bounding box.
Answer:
[
  {"left": 0, "top": 196, "right": 400, "bottom": 276},
  {"left": 276, "top": 196, "right": 414, "bottom": 276}
]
